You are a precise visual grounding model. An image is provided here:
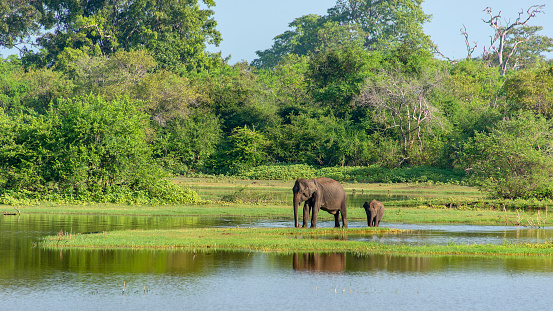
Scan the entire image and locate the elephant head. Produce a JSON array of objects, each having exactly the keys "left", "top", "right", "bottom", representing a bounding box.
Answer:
[{"left": 292, "top": 178, "right": 317, "bottom": 228}]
